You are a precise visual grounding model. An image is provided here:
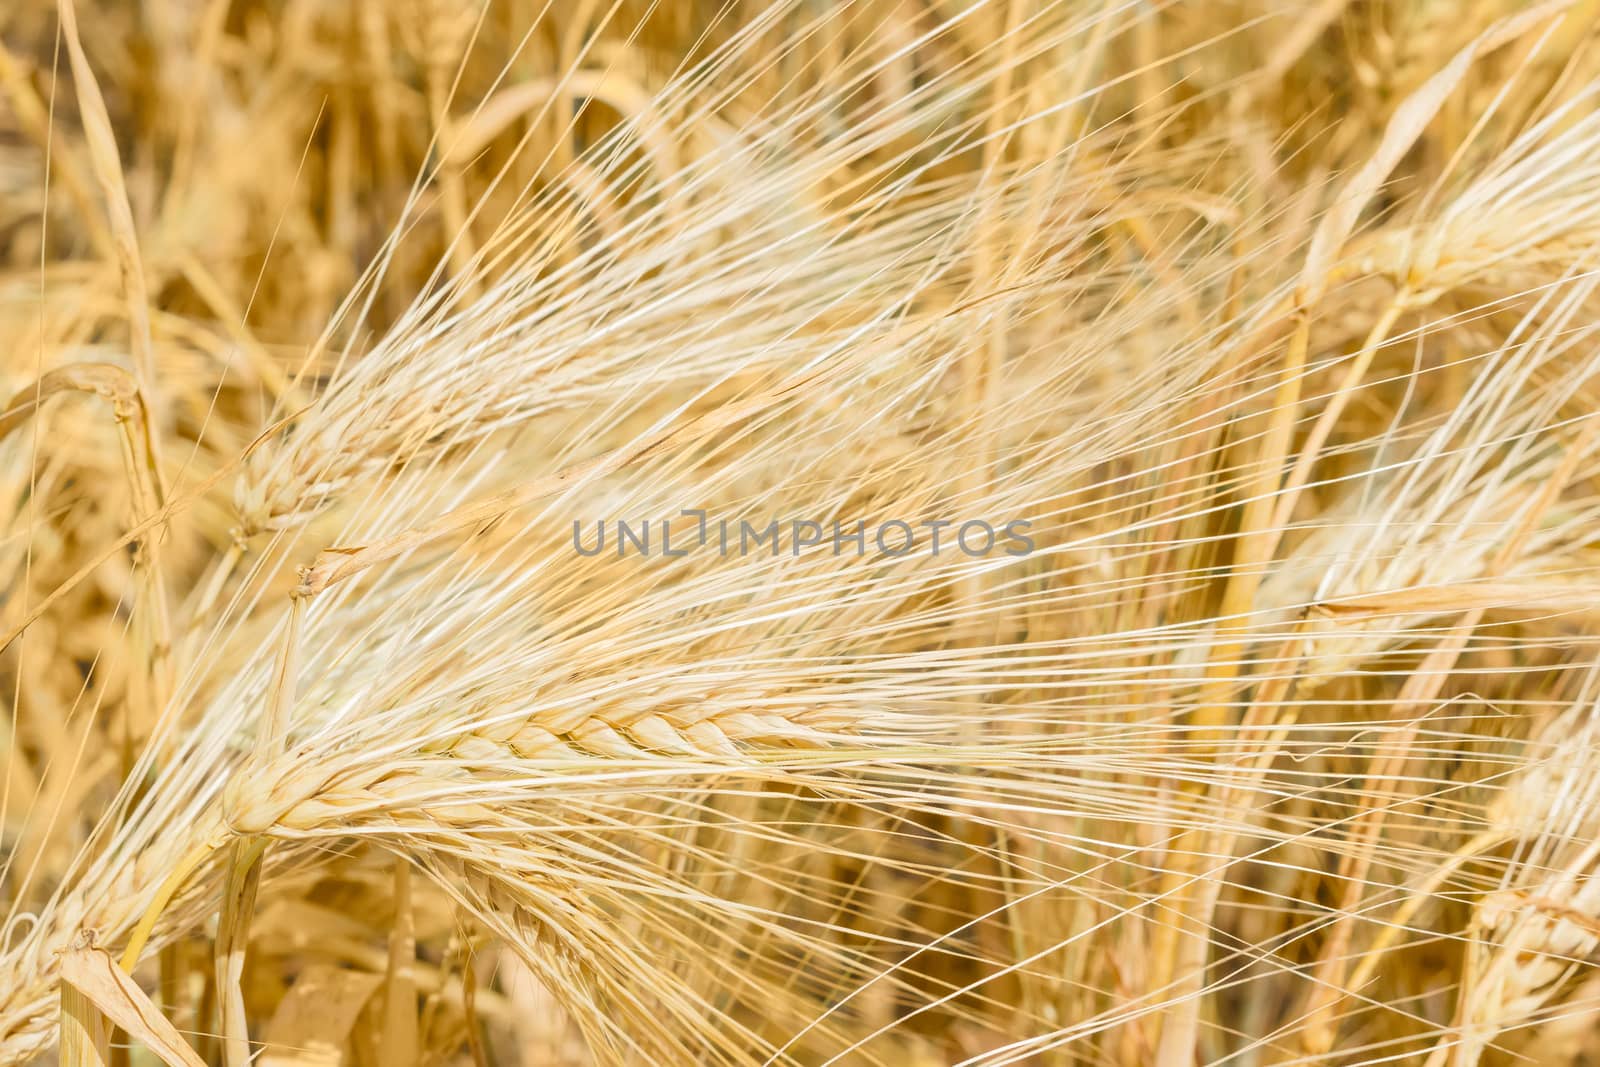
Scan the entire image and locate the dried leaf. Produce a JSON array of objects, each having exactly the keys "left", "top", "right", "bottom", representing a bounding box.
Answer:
[
  {"left": 58, "top": 948, "right": 204, "bottom": 1067},
  {"left": 260, "top": 965, "right": 383, "bottom": 1067}
]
